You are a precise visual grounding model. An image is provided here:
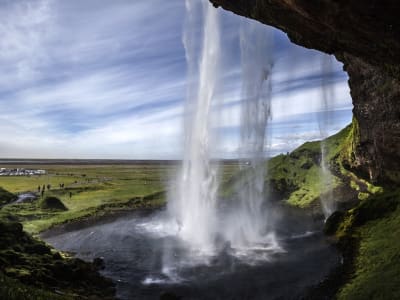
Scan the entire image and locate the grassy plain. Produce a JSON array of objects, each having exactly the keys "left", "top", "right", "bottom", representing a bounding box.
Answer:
[
  {"left": 0, "top": 162, "right": 239, "bottom": 234},
  {"left": 0, "top": 163, "right": 174, "bottom": 234}
]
